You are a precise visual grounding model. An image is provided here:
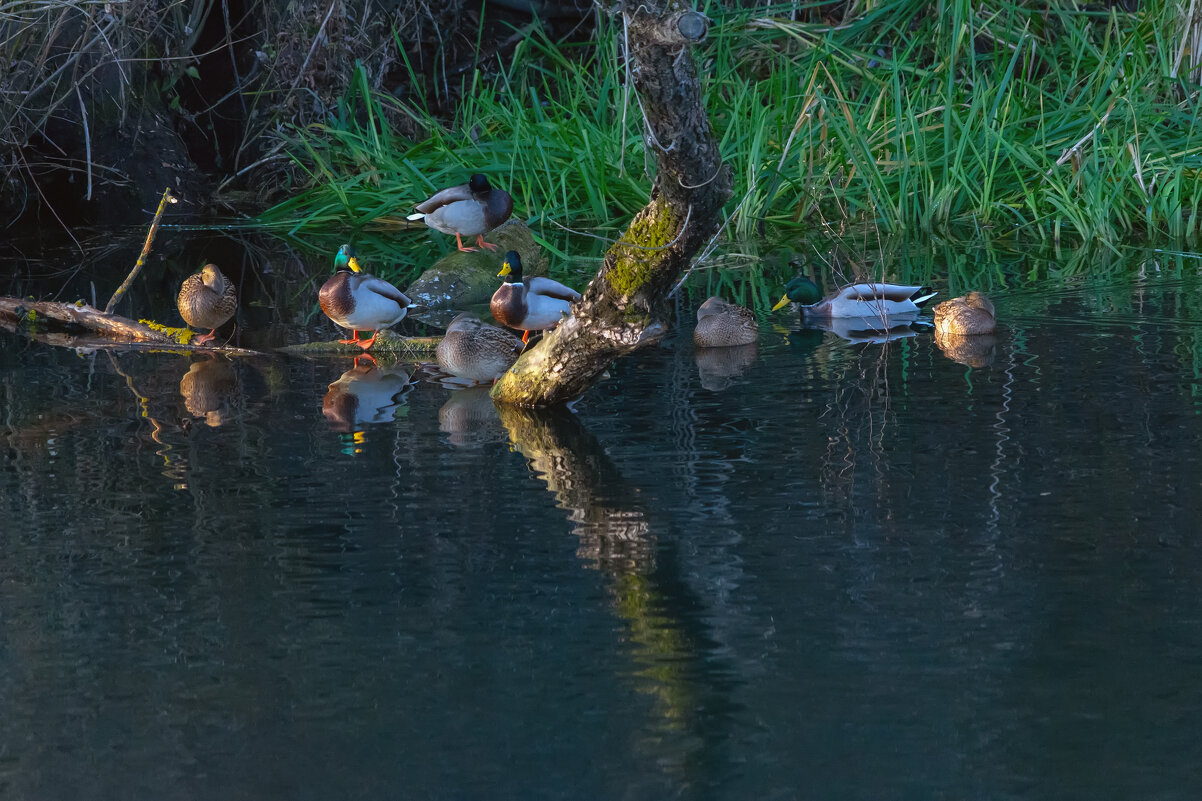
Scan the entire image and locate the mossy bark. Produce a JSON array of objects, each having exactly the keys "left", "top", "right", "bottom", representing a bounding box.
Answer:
[{"left": 490, "top": 2, "right": 731, "bottom": 407}]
